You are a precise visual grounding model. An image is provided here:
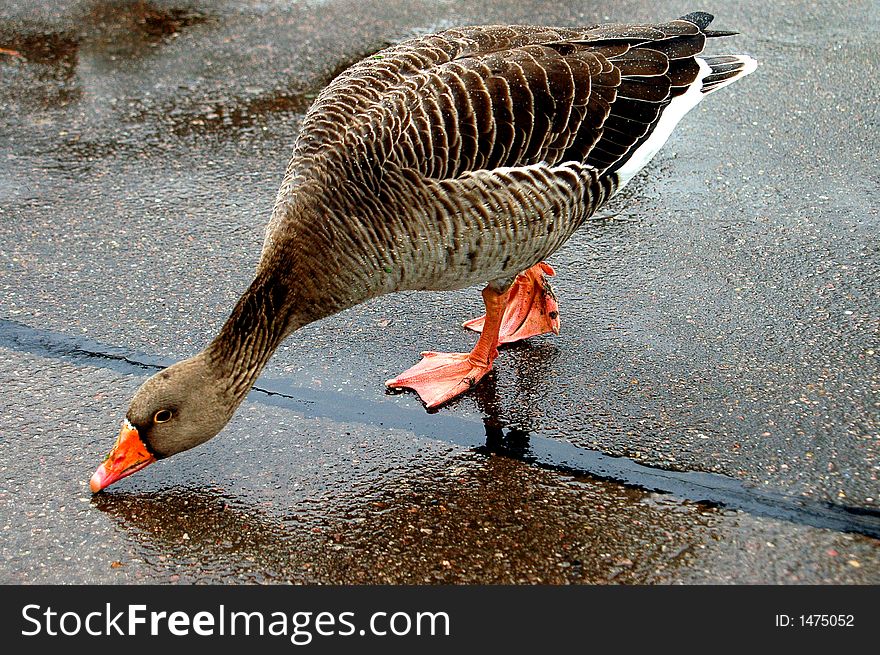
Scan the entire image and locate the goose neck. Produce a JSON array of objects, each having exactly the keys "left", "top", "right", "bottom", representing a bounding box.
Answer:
[{"left": 205, "top": 271, "right": 301, "bottom": 401}]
